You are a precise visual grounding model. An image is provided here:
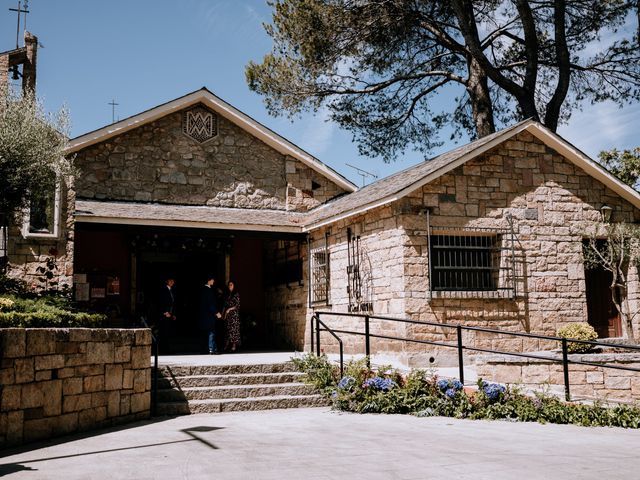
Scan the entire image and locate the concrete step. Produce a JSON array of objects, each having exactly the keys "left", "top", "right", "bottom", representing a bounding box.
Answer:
[
  {"left": 156, "top": 401, "right": 191, "bottom": 416},
  {"left": 156, "top": 371, "right": 305, "bottom": 389},
  {"left": 158, "top": 362, "right": 298, "bottom": 377},
  {"left": 188, "top": 394, "right": 329, "bottom": 413},
  {"left": 157, "top": 382, "right": 315, "bottom": 402}
]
